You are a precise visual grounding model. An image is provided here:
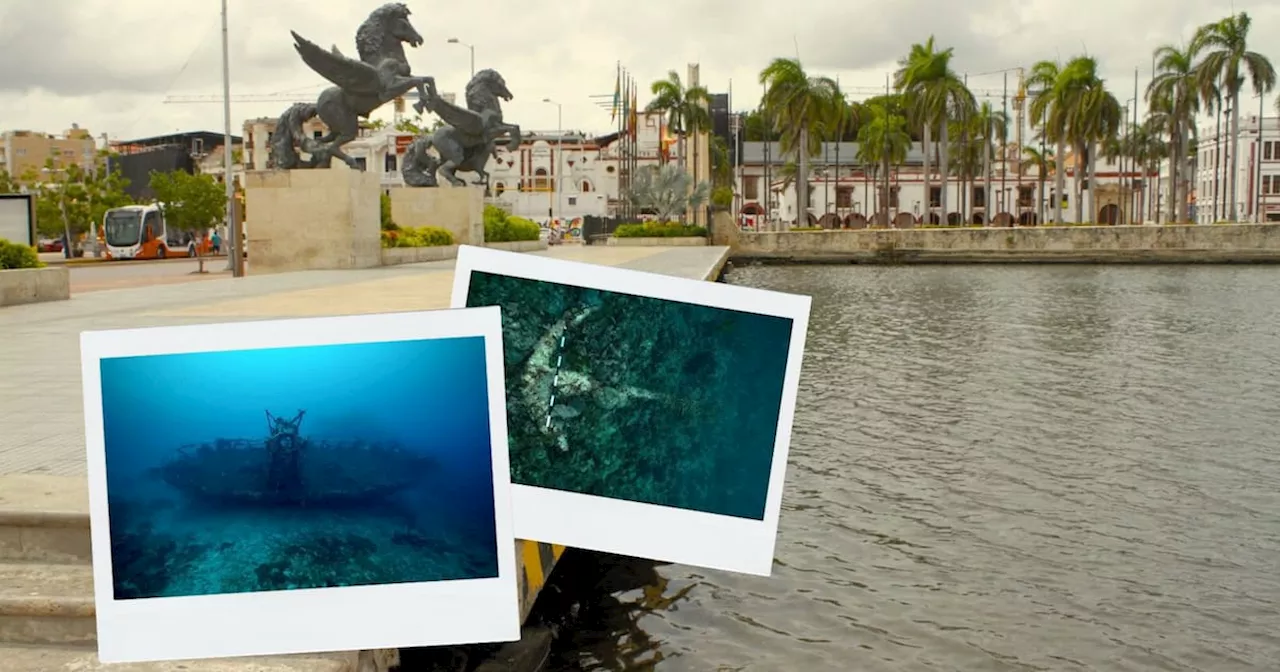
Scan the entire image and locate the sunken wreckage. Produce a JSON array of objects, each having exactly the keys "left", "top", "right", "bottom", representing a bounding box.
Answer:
[{"left": 160, "top": 409, "right": 430, "bottom": 506}]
